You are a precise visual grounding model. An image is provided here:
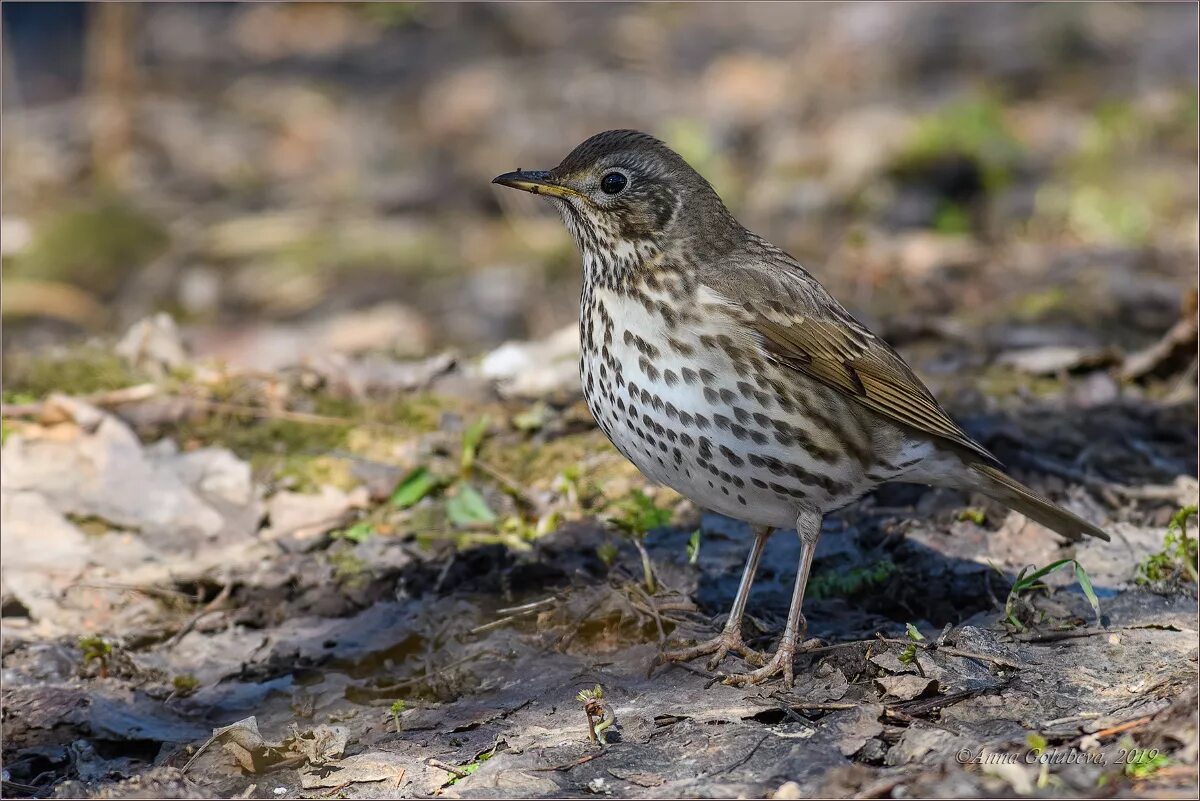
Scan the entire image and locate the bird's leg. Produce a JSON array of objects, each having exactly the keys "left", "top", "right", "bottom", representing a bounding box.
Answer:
[
  {"left": 659, "top": 525, "right": 772, "bottom": 669},
  {"left": 723, "top": 510, "right": 822, "bottom": 687}
]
